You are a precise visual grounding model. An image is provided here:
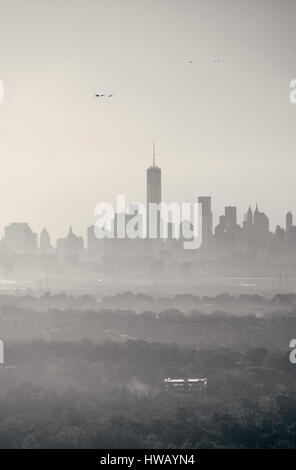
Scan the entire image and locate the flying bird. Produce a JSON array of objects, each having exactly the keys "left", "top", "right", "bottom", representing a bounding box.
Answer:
[{"left": 94, "top": 93, "right": 114, "bottom": 99}]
